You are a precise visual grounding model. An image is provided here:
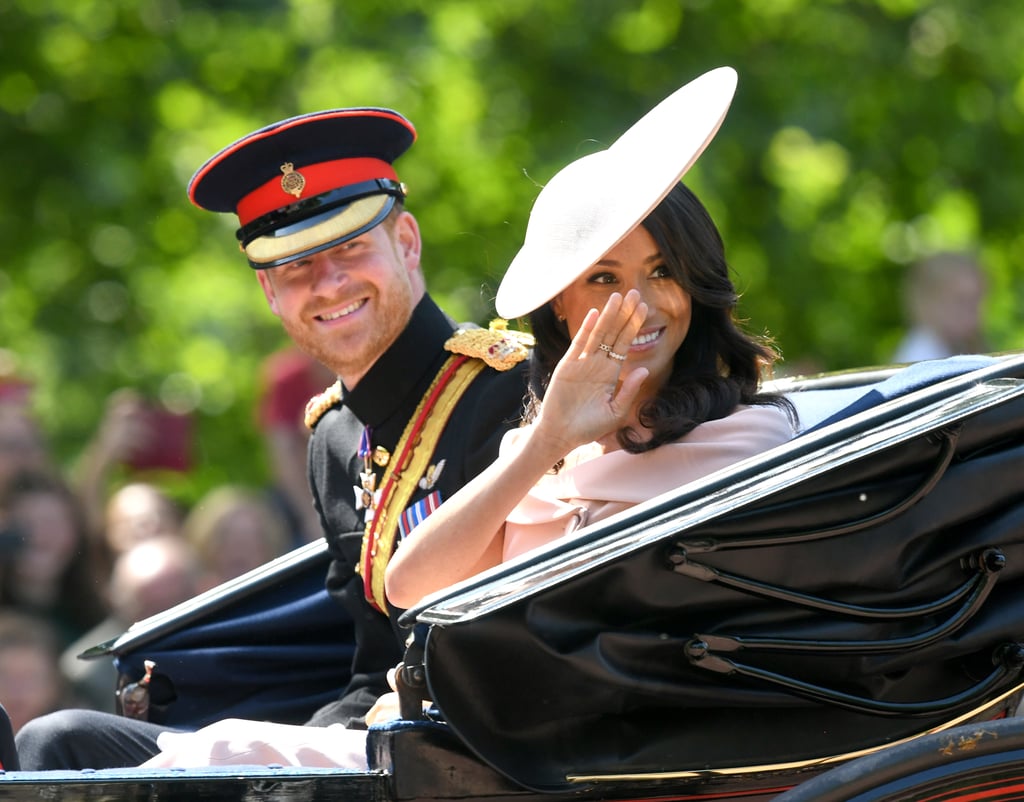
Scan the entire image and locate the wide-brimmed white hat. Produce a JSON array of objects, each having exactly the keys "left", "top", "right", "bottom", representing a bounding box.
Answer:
[{"left": 495, "top": 66, "right": 738, "bottom": 320}]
